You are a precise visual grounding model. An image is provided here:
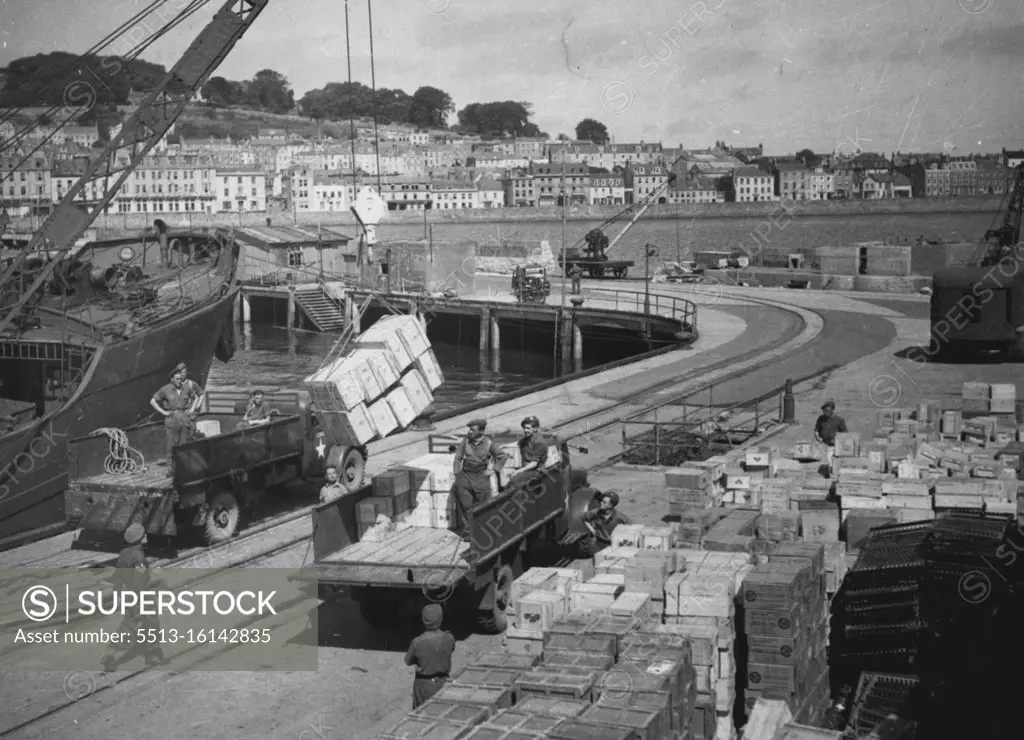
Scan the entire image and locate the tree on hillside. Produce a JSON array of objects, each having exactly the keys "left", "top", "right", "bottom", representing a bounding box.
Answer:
[
  {"left": 247, "top": 69, "right": 292, "bottom": 114},
  {"left": 299, "top": 82, "right": 413, "bottom": 124},
  {"left": 796, "top": 148, "right": 819, "bottom": 167},
  {"left": 575, "top": 117, "right": 609, "bottom": 144},
  {"left": 407, "top": 86, "right": 454, "bottom": 127},
  {"left": 457, "top": 101, "right": 537, "bottom": 137},
  {"left": 556, "top": 133, "right": 570, "bottom": 141},
  {"left": 201, "top": 76, "right": 245, "bottom": 107}
]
